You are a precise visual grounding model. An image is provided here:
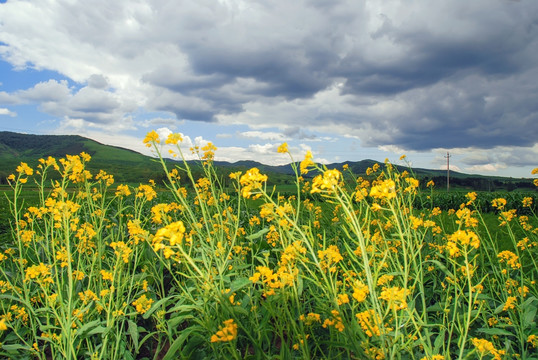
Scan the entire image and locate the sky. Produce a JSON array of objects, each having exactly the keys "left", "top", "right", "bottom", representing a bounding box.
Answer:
[{"left": 1, "top": 0, "right": 537, "bottom": 178}]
